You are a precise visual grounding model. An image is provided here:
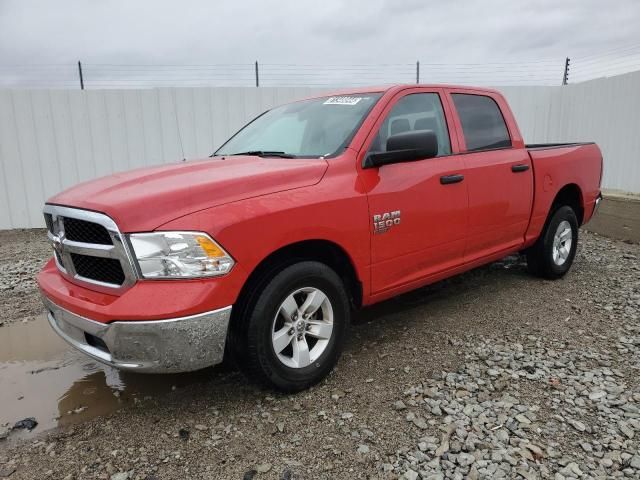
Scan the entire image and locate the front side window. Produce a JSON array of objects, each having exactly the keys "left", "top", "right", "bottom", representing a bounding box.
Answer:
[
  {"left": 215, "top": 93, "right": 382, "bottom": 158},
  {"left": 451, "top": 94, "right": 511, "bottom": 151},
  {"left": 369, "top": 93, "right": 451, "bottom": 156}
]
